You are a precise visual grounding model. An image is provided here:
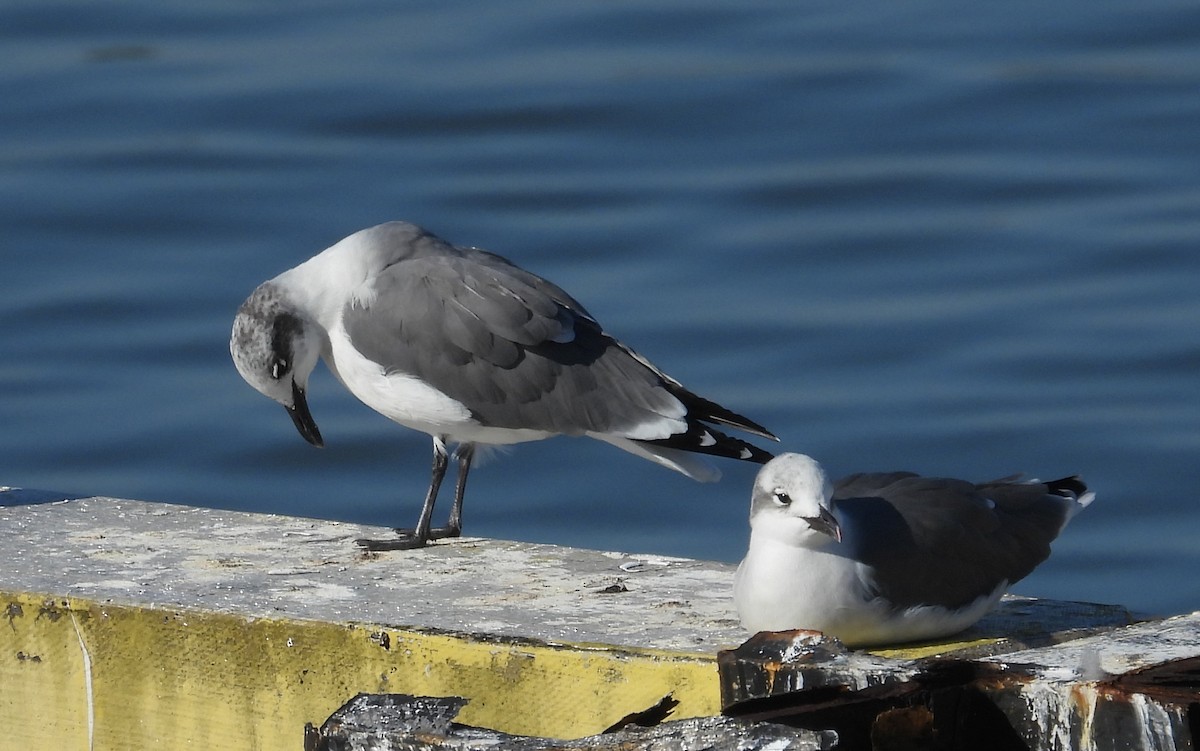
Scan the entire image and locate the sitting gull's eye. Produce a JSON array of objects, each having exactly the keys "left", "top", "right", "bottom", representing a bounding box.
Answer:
[
  {"left": 772, "top": 488, "right": 791, "bottom": 506},
  {"left": 270, "top": 358, "right": 289, "bottom": 380}
]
